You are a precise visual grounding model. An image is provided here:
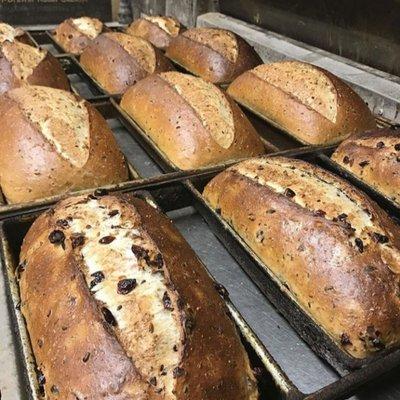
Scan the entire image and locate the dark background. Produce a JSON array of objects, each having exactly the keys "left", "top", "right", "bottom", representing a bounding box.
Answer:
[
  {"left": 0, "top": 0, "right": 112, "bottom": 25},
  {"left": 220, "top": 0, "right": 400, "bottom": 77}
]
